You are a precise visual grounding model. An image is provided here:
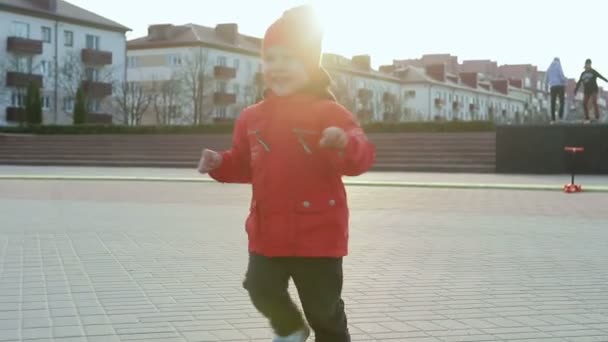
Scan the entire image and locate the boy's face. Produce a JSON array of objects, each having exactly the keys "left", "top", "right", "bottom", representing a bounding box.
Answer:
[
  {"left": 263, "top": 46, "right": 310, "bottom": 97},
  {"left": 585, "top": 63, "right": 592, "bottom": 71}
]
